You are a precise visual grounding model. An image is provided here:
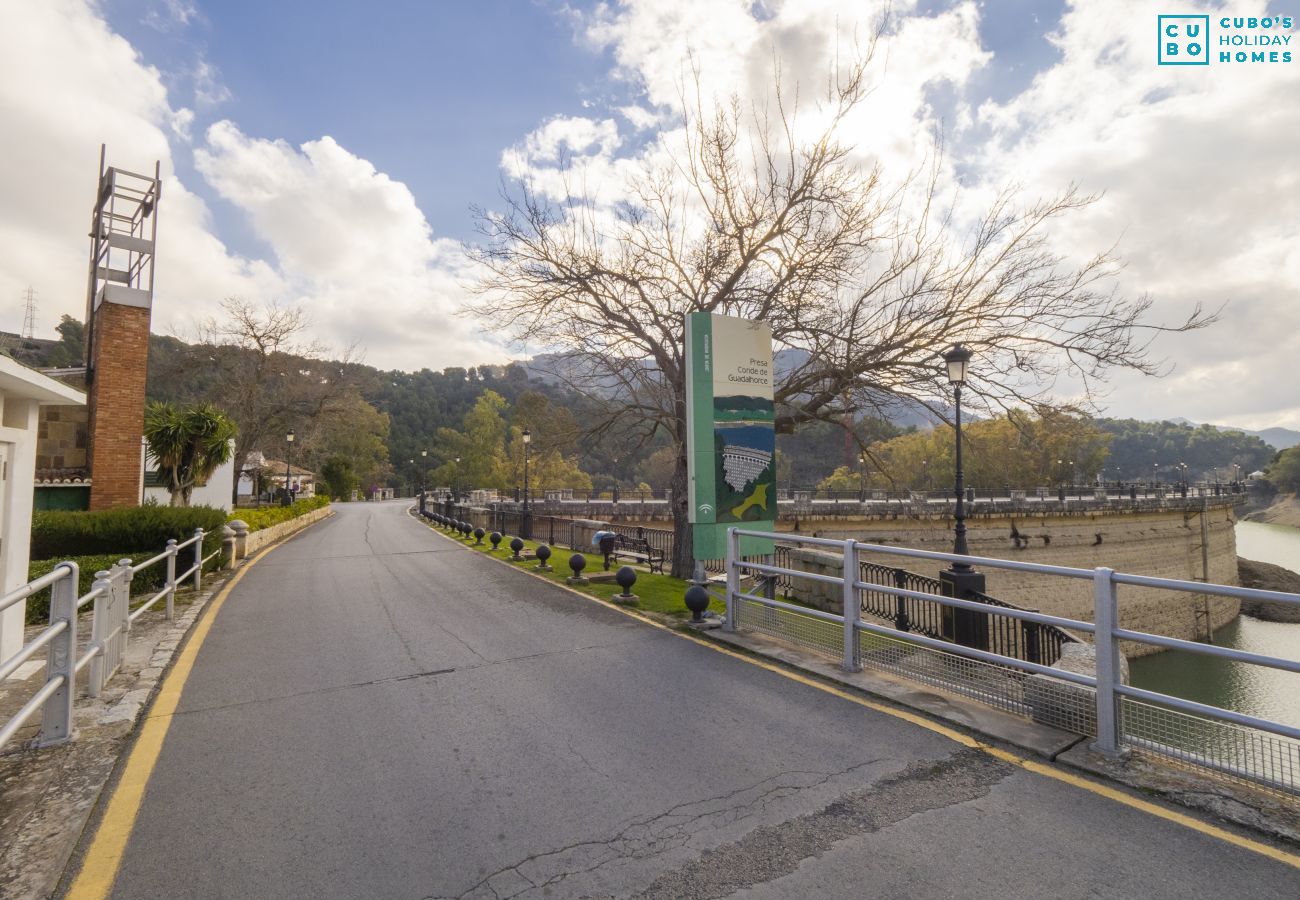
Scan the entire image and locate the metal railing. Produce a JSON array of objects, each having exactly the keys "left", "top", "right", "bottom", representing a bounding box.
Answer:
[
  {"left": 0, "top": 528, "right": 232, "bottom": 754},
  {"left": 725, "top": 527, "right": 1300, "bottom": 796}
]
